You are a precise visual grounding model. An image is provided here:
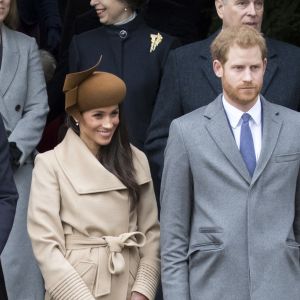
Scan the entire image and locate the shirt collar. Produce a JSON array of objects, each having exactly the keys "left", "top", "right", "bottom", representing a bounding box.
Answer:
[
  {"left": 222, "top": 95, "right": 262, "bottom": 129},
  {"left": 114, "top": 11, "right": 137, "bottom": 25}
]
